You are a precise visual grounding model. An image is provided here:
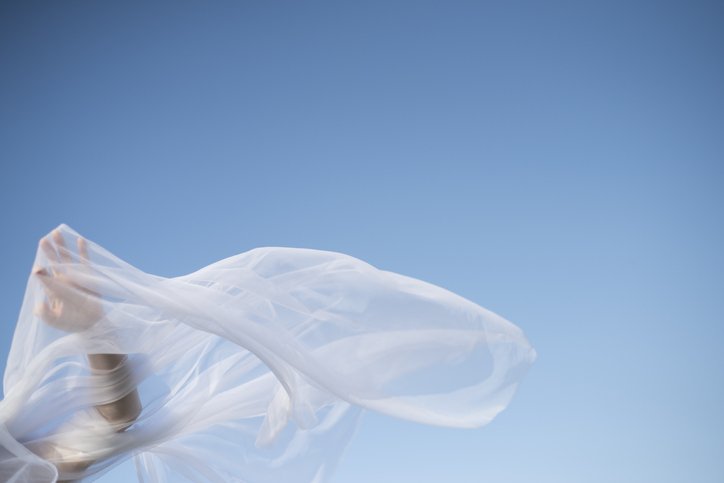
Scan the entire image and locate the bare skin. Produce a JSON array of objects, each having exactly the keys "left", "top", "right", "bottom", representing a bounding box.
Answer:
[{"left": 33, "top": 229, "right": 142, "bottom": 481}]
